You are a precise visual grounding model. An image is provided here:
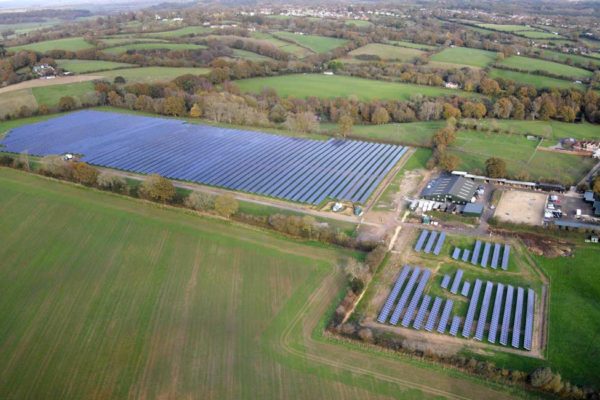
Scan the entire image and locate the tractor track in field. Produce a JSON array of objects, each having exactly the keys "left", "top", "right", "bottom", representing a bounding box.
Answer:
[{"left": 275, "top": 262, "right": 520, "bottom": 400}]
